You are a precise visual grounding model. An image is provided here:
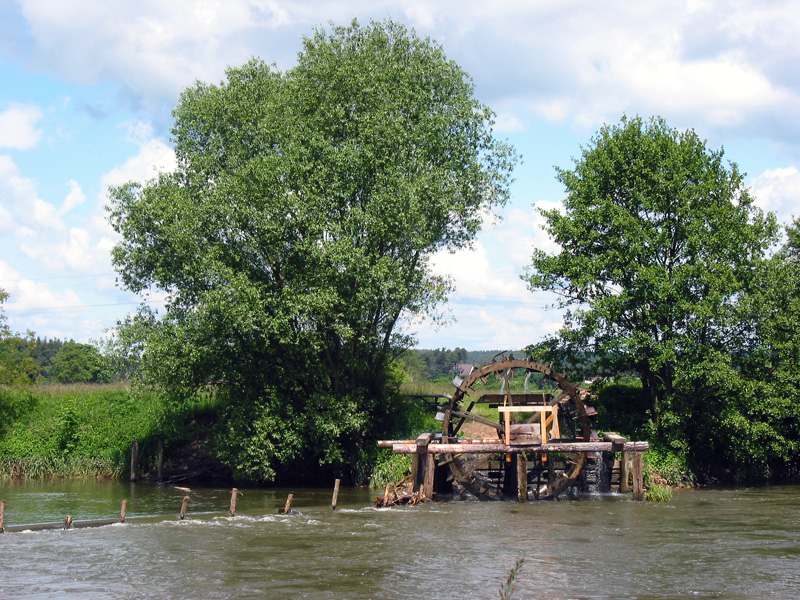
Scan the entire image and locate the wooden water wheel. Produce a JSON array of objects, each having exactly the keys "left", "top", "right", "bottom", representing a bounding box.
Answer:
[{"left": 440, "top": 354, "right": 592, "bottom": 500}]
